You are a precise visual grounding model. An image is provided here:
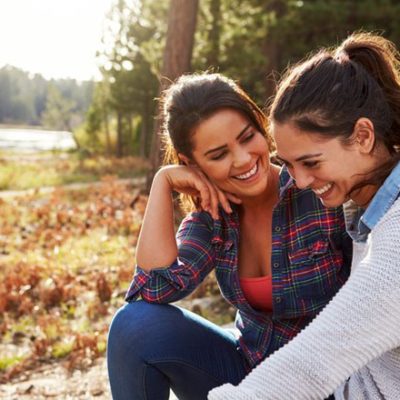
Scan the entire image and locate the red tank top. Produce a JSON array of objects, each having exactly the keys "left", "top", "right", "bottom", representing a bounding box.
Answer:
[{"left": 239, "top": 275, "right": 273, "bottom": 313}]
